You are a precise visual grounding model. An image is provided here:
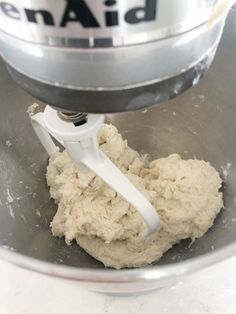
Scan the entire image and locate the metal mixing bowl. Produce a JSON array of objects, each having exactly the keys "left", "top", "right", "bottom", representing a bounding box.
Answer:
[{"left": 1, "top": 8, "right": 236, "bottom": 294}]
